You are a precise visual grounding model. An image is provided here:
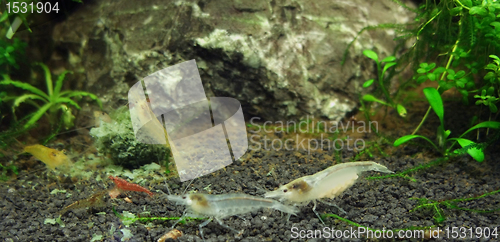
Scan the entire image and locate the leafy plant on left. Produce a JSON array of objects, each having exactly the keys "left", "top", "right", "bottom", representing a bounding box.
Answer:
[{"left": 0, "top": 63, "right": 102, "bottom": 129}]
